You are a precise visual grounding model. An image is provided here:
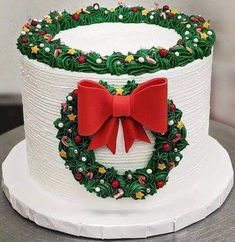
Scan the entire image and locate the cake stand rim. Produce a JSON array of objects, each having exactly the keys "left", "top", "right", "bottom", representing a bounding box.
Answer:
[{"left": 1, "top": 137, "right": 233, "bottom": 239}]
